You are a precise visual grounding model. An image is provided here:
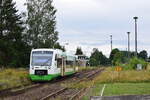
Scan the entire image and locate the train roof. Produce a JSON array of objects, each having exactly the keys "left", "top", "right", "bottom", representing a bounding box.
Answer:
[
  {"left": 31, "top": 48, "right": 60, "bottom": 52},
  {"left": 31, "top": 48, "right": 76, "bottom": 61}
]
